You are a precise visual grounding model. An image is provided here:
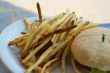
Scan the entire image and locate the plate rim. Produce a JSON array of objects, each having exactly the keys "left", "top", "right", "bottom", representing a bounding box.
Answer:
[{"left": 0, "top": 17, "right": 38, "bottom": 73}]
